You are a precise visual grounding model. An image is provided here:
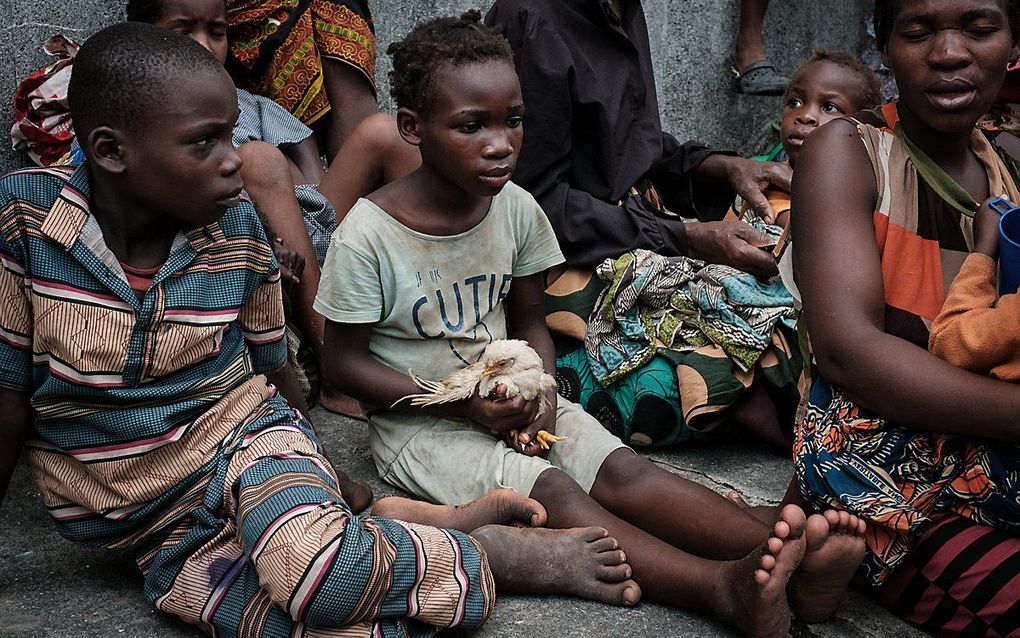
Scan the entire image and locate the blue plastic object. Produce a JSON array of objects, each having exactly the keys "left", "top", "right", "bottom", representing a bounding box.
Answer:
[{"left": 989, "top": 197, "right": 1020, "bottom": 295}]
